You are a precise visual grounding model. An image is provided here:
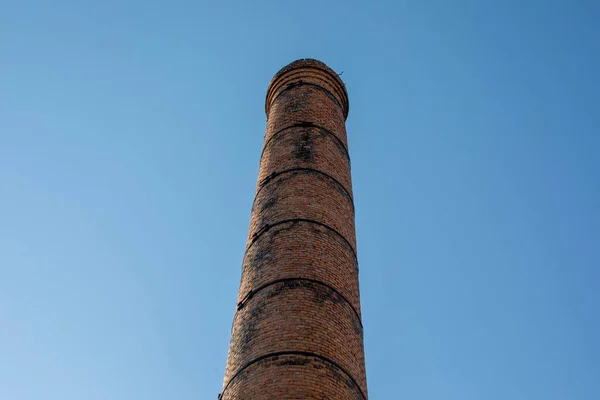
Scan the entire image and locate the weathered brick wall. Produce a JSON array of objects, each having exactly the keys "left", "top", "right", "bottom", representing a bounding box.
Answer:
[{"left": 221, "top": 59, "right": 368, "bottom": 400}]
